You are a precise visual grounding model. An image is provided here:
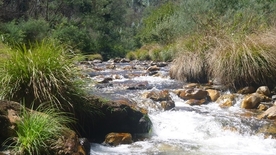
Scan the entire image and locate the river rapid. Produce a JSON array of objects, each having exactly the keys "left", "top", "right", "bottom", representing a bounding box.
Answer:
[{"left": 85, "top": 61, "right": 276, "bottom": 155}]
